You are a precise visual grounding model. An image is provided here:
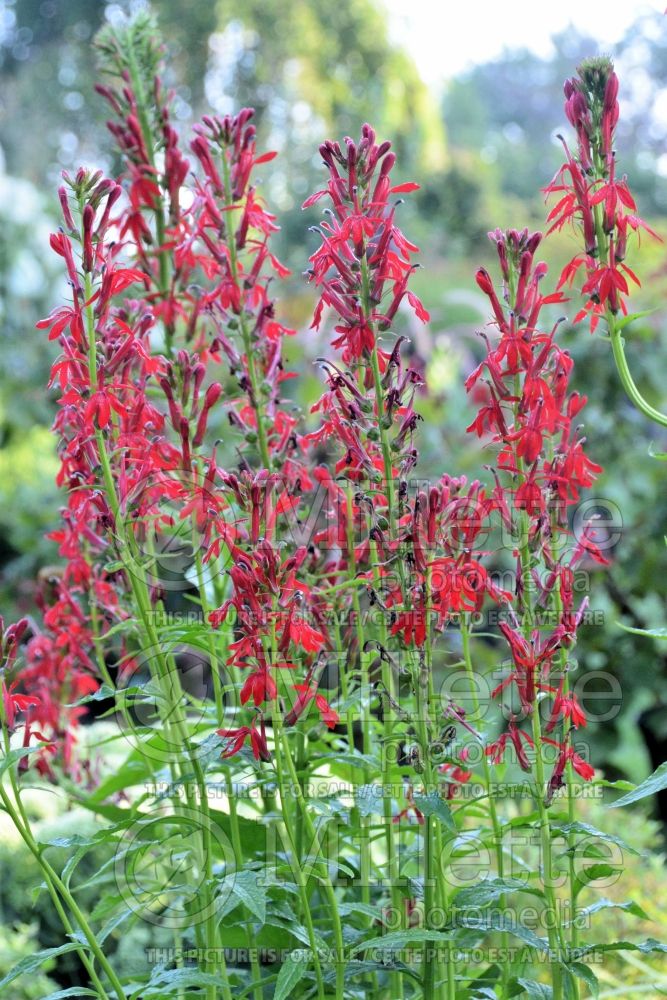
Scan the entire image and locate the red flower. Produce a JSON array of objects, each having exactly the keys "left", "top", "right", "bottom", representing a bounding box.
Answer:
[
  {"left": 283, "top": 683, "right": 339, "bottom": 730},
  {"left": 217, "top": 718, "right": 271, "bottom": 762}
]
